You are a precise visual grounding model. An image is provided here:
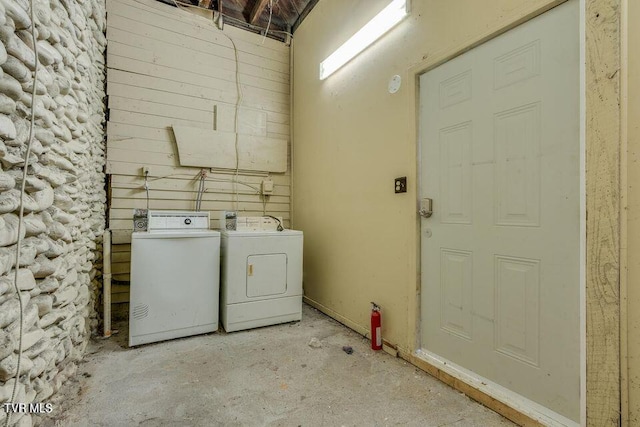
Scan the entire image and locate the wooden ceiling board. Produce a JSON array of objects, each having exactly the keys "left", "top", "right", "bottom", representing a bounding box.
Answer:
[{"left": 250, "top": 0, "right": 270, "bottom": 24}]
